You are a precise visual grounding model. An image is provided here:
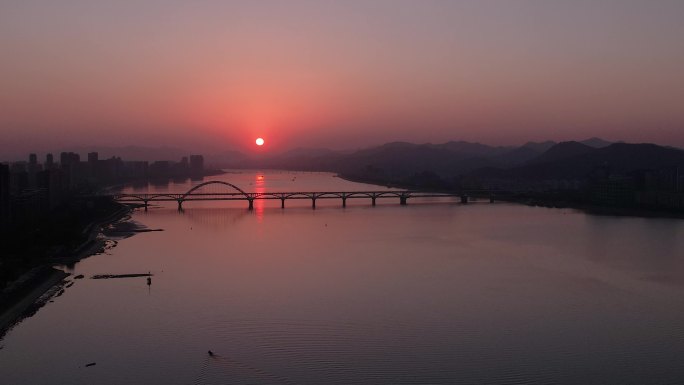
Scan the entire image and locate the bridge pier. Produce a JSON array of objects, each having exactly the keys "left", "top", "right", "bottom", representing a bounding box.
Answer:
[
  {"left": 460, "top": 195, "right": 468, "bottom": 204},
  {"left": 248, "top": 199, "right": 254, "bottom": 210},
  {"left": 281, "top": 198, "right": 286, "bottom": 209},
  {"left": 312, "top": 198, "right": 316, "bottom": 209},
  {"left": 143, "top": 200, "right": 148, "bottom": 211},
  {"left": 371, "top": 197, "right": 376, "bottom": 206},
  {"left": 342, "top": 197, "right": 347, "bottom": 208},
  {"left": 177, "top": 200, "right": 183, "bottom": 211},
  {"left": 400, "top": 196, "right": 407, "bottom": 205}
]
